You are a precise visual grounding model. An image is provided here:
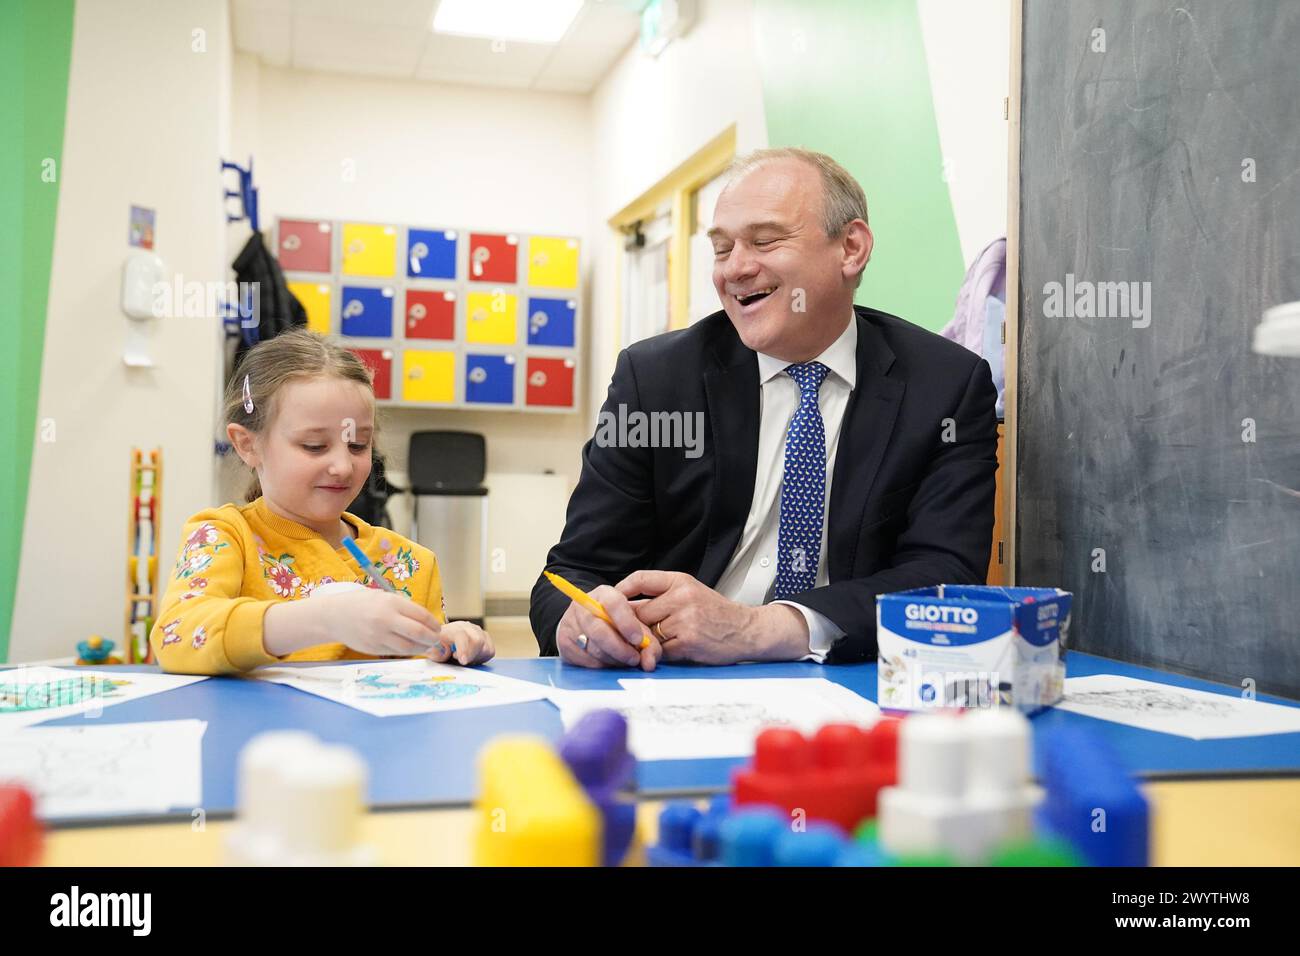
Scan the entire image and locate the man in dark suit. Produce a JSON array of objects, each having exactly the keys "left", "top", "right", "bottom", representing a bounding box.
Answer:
[{"left": 530, "top": 148, "right": 998, "bottom": 670}]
